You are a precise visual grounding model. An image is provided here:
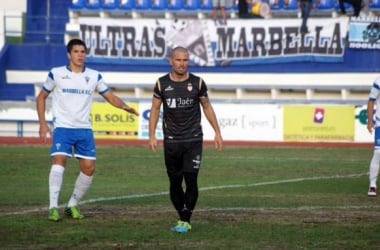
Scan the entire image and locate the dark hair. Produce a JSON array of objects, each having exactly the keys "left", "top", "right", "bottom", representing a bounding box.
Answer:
[{"left": 67, "top": 39, "right": 87, "bottom": 53}]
